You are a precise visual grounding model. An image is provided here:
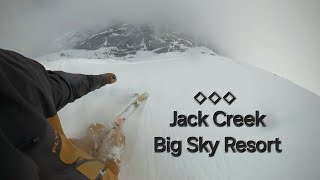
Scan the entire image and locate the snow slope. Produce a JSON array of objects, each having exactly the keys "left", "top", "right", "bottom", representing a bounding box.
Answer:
[{"left": 39, "top": 52, "right": 320, "bottom": 180}]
